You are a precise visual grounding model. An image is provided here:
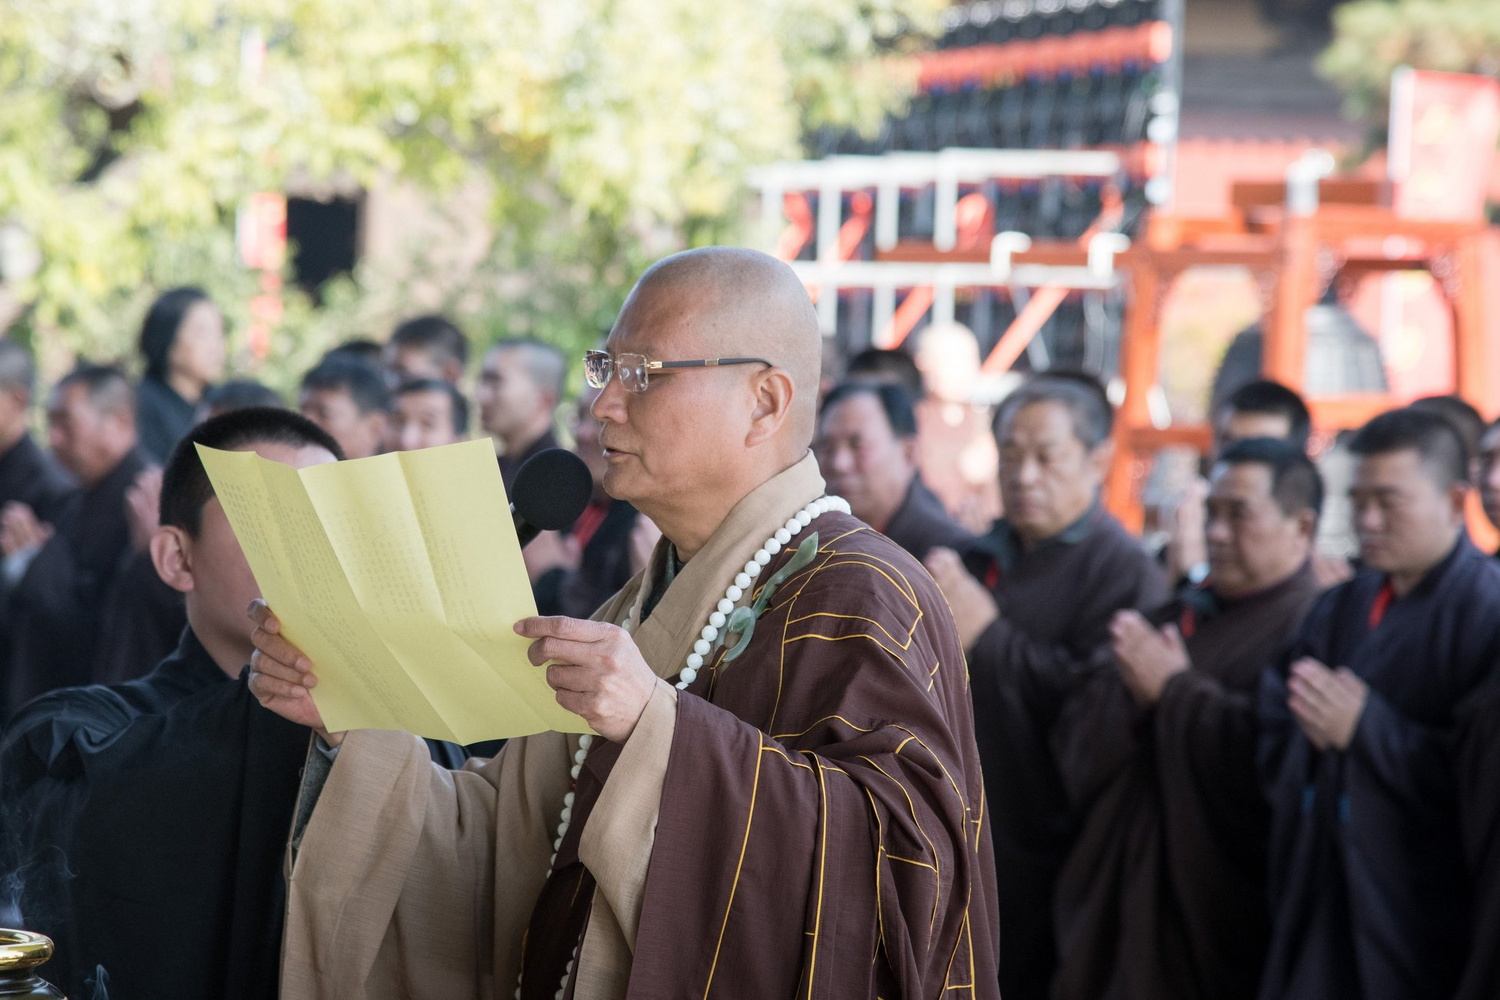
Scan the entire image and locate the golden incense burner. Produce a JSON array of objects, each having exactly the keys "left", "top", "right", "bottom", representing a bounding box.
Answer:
[{"left": 0, "top": 930, "right": 65, "bottom": 998}]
